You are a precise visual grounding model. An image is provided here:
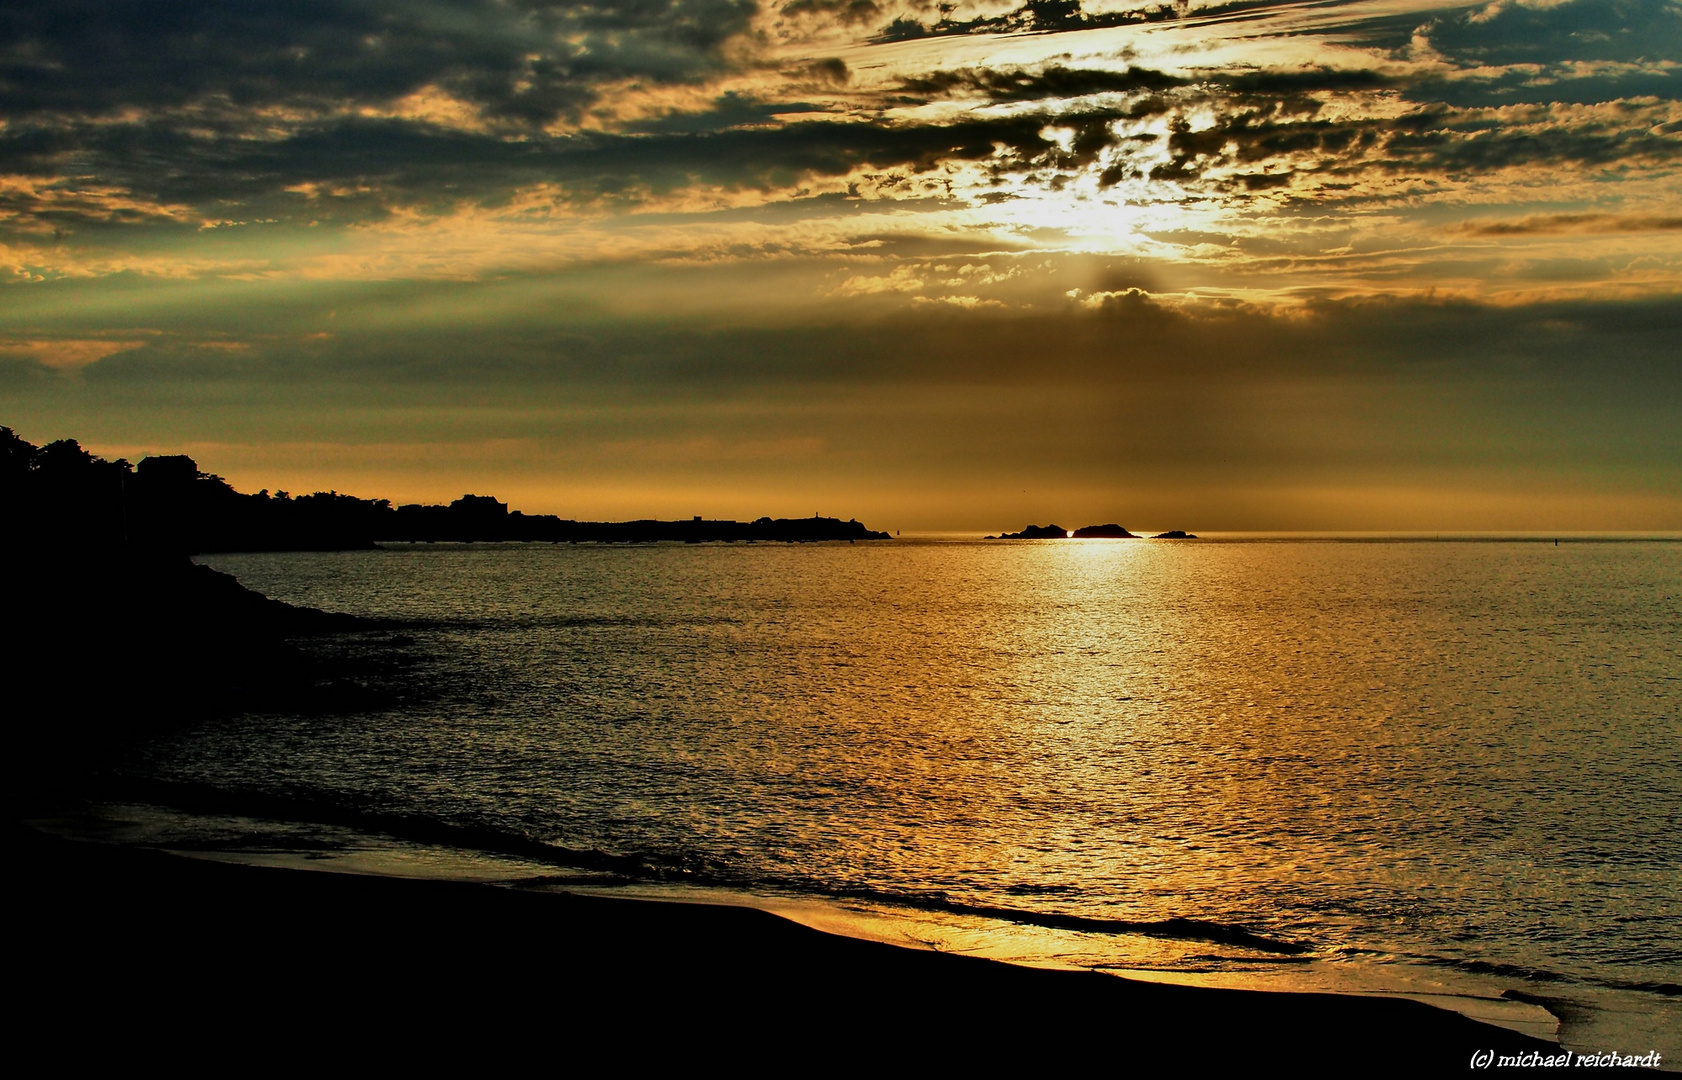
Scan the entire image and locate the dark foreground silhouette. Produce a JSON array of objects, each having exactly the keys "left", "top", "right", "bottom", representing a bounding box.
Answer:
[
  {"left": 3, "top": 425, "right": 882, "bottom": 787},
  {"left": 15, "top": 825, "right": 1561, "bottom": 1070},
  {"left": 6, "top": 430, "right": 388, "bottom": 794},
  {"left": 1, "top": 428, "right": 888, "bottom": 554}
]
